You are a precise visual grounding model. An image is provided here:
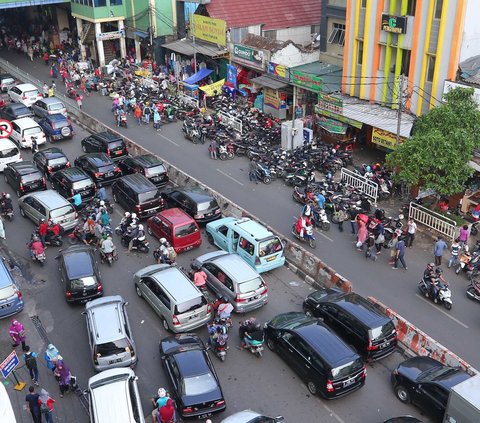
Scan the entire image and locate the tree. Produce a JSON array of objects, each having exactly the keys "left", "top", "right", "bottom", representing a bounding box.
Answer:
[{"left": 386, "top": 87, "right": 480, "bottom": 196}]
